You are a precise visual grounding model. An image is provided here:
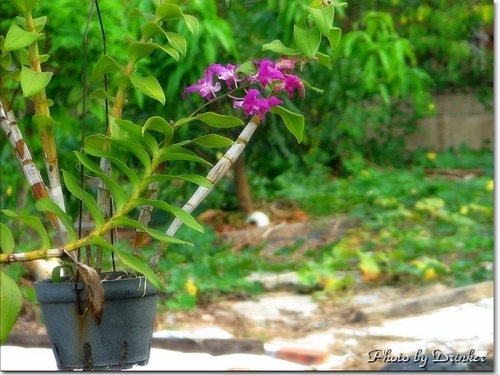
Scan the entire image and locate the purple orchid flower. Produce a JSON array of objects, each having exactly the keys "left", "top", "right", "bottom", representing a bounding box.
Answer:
[
  {"left": 276, "top": 57, "right": 299, "bottom": 73},
  {"left": 232, "top": 89, "right": 283, "bottom": 121},
  {"left": 283, "top": 74, "right": 305, "bottom": 99},
  {"left": 184, "top": 70, "right": 221, "bottom": 100},
  {"left": 208, "top": 63, "right": 241, "bottom": 89},
  {"left": 252, "top": 59, "right": 285, "bottom": 88}
]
